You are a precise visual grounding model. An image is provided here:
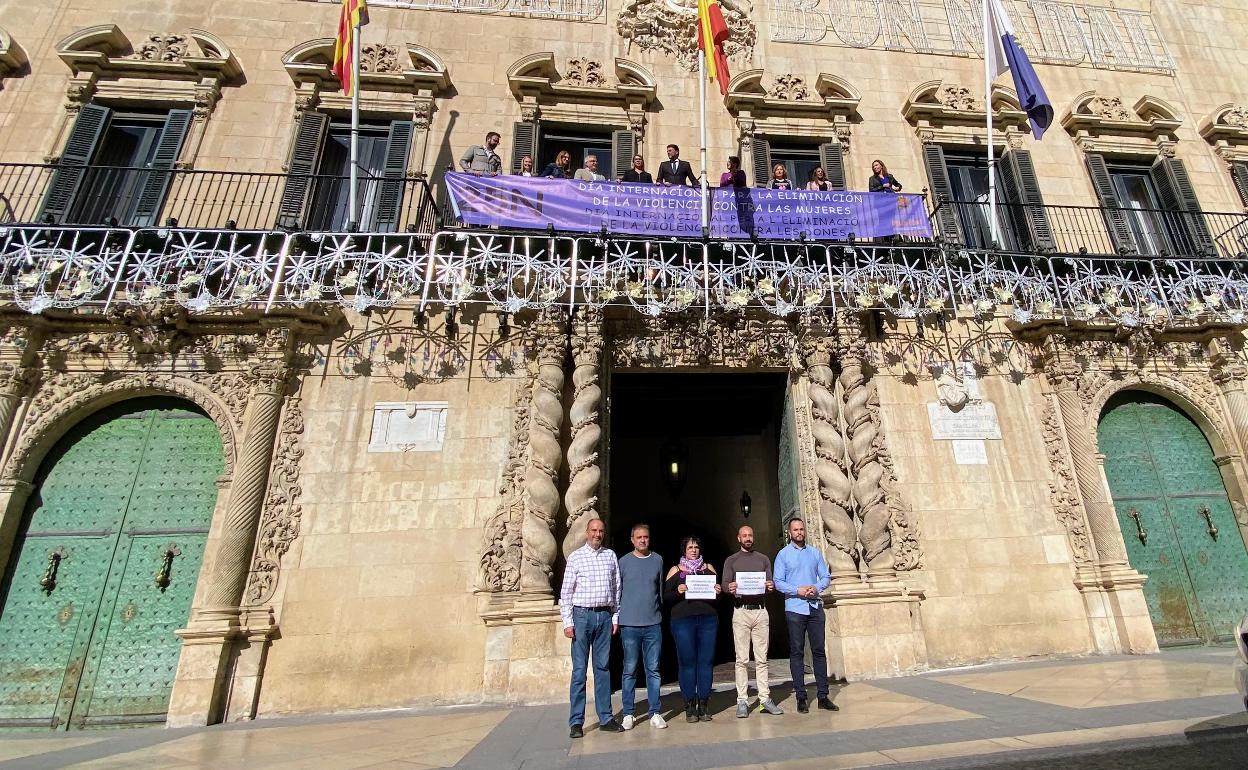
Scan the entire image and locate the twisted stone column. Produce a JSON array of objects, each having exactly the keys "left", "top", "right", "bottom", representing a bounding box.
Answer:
[
  {"left": 838, "top": 317, "right": 892, "bottom": 572},
  {"left": 520, "top": 310, "right": 568, "bottom": 594},
  {"left": 1211, "top": 339, "right": 1248, "bottom": 459},
  {"left": 0, "top": 362, "right": 34, "bottom": 462},
  {"left": 801, "top": 329, "right": 857, "bottom": 575},
  {"left": 562, "top": 310, "right": 603, "bottom": 558},
  {"left": 1044, "top": 349, "right": 1126, "bottom": 565},
  {"left": 203, "top": 360, "right": 290, "bottom": 608}
]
